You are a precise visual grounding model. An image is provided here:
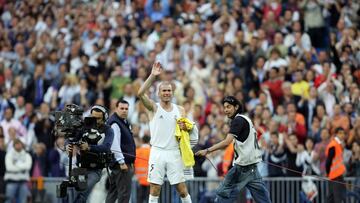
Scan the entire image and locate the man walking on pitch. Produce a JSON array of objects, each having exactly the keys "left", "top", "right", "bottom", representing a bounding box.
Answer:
[
  {"left": 196, "top": 96, "right": 271, "bottom": 203},
  {"left": 137, "top": 62, "right": 192, "bottom": 203}
]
